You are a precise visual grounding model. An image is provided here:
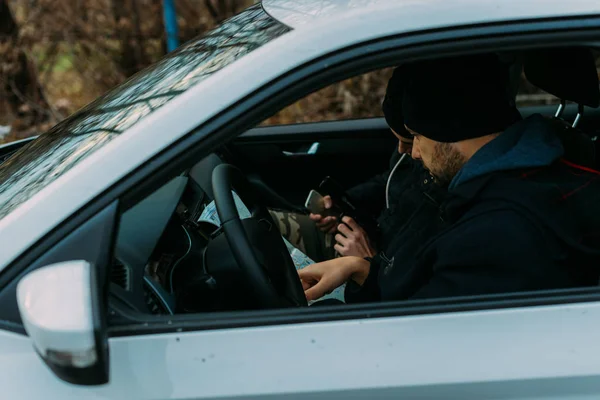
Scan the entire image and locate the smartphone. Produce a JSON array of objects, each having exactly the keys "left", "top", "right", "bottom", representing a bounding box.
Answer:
[
  {"left": 304, "top": 189, "right": 341, "bottom": 217},
  {"left": 319, "top": 176, "right": 379, "bottom": 237},
  {"left": 305, "top": 190, "right": 327, "bottom": 215}
]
